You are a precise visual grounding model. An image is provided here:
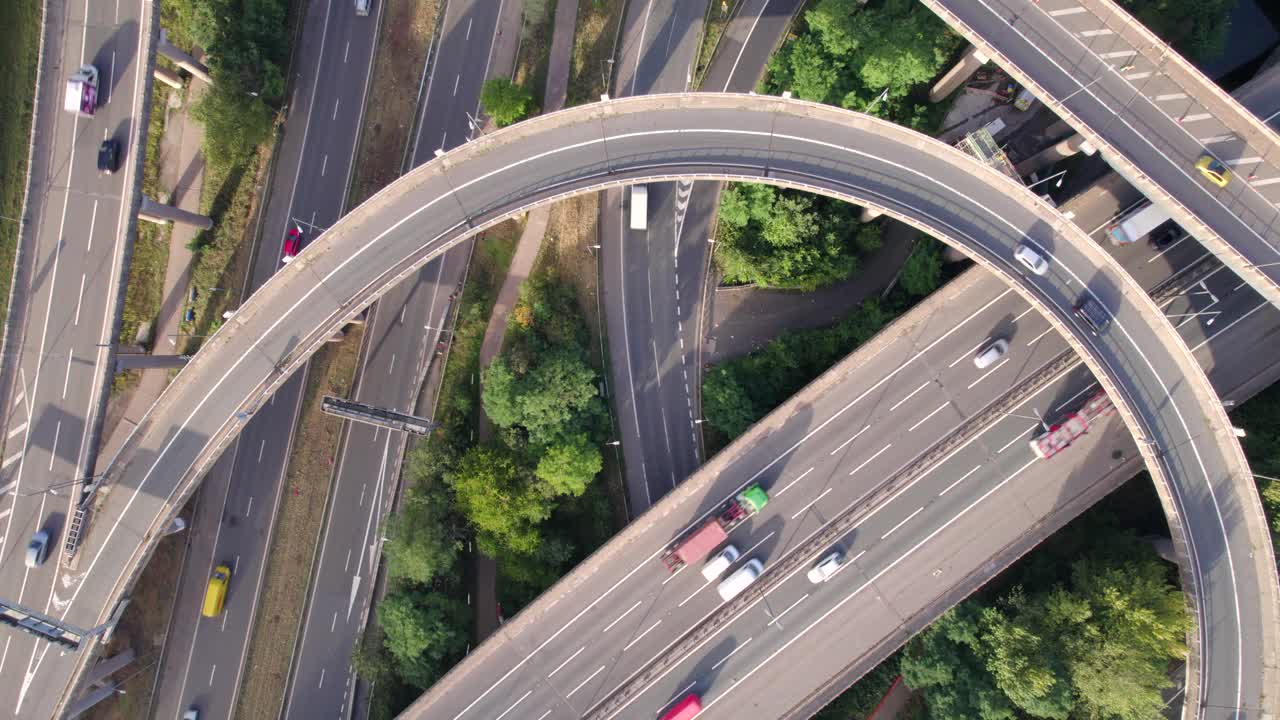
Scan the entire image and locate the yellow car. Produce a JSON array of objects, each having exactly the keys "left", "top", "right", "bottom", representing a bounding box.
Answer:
[
  {"left": 202, "top": 564, "right": 231, "bottom": 618},
  {"left": 1195, "top": 155, "right": 1232, "bottom": 188}
]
